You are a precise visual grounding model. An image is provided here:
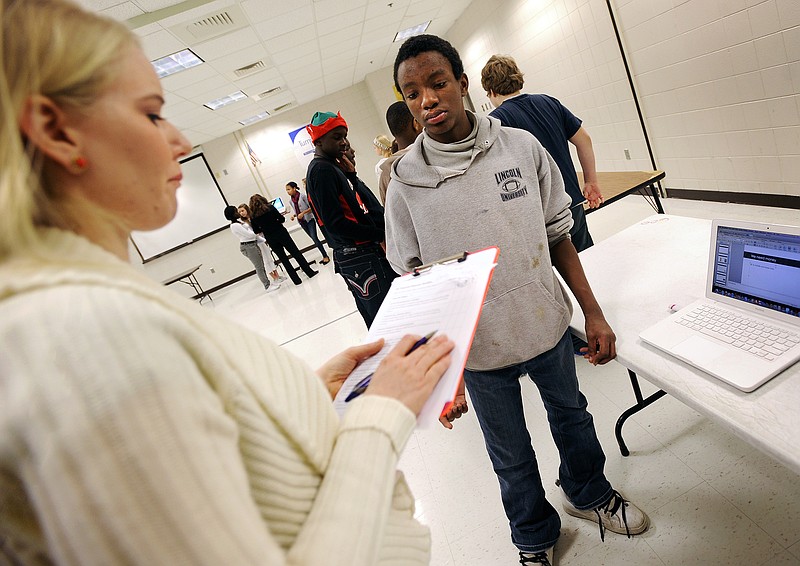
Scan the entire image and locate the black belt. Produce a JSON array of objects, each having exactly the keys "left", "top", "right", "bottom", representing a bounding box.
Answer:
[
  {"left": 337, "top": 244, "right": 380, "bottom": 255},
  {"left": 240, "top": 240, "right": 258, "bottom": 246}
]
